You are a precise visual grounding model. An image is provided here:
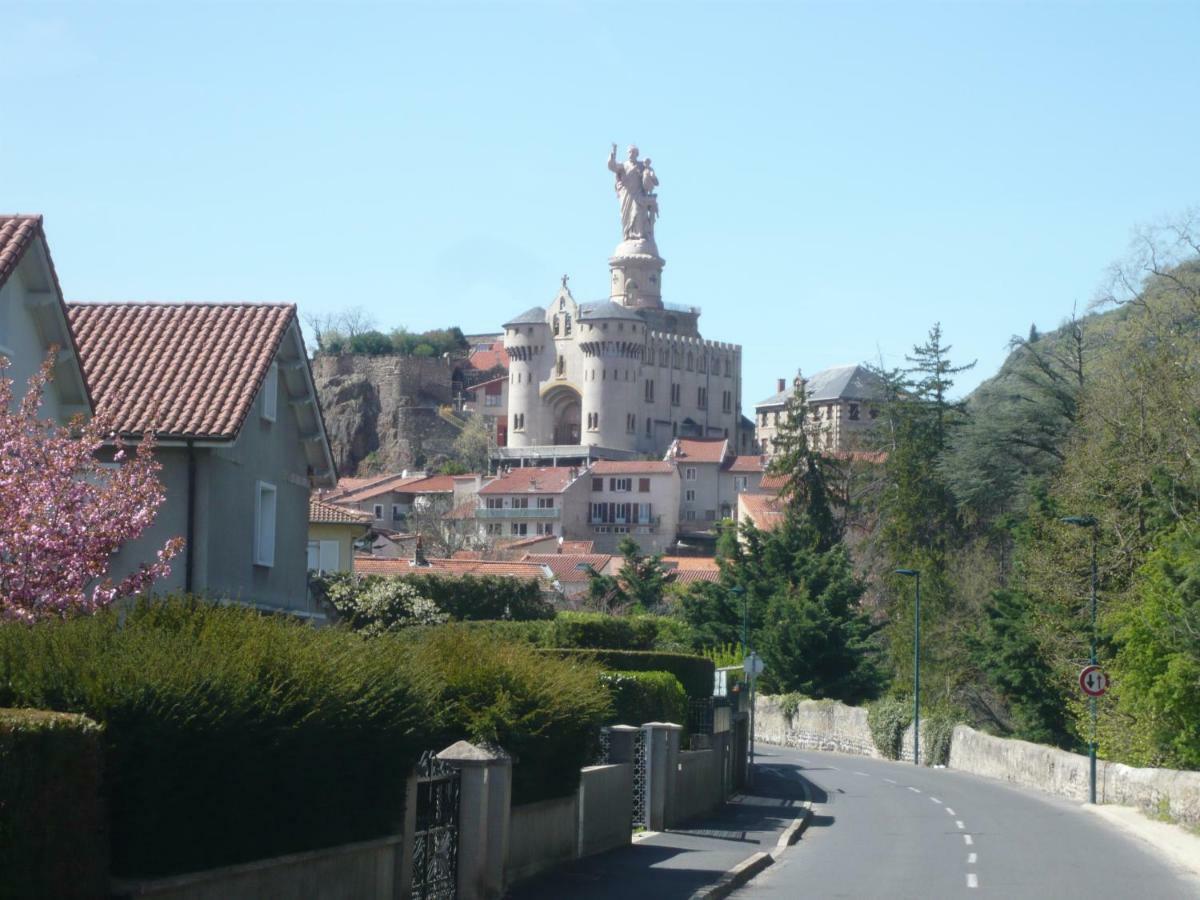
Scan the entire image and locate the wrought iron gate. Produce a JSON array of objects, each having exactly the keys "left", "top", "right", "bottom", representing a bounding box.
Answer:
[
  {"left": 411, "top": 750, "right": 460, "bottom": 900},
  {"left": 631, "top": 729, "right": 647, "bottom": 827}
]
